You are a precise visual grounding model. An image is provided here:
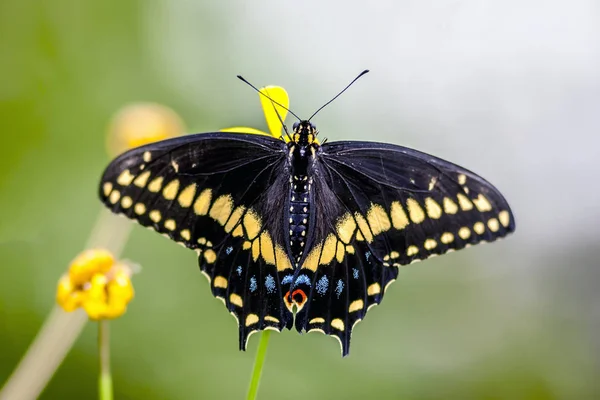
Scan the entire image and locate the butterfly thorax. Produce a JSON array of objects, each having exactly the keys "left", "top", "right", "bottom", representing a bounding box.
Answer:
[{"left": 288, "top": 121, "right": 319, "bottom": 267}]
